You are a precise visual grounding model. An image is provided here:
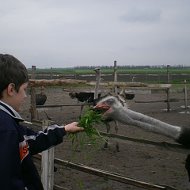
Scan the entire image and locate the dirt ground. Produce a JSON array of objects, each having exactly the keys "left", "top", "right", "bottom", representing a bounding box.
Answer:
[{"left": 21, "top": 85, "right": 190, "bottom": 190}]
